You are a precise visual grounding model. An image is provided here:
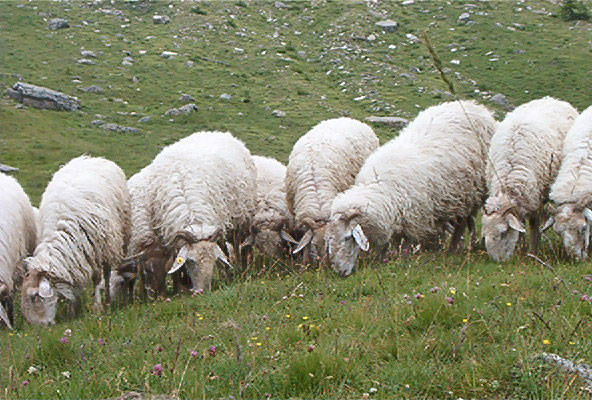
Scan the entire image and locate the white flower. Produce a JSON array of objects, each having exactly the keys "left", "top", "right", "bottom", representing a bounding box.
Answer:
[
  {"left": 61, "top": 371, "right": 71, "bottom": 379},
  {"left": 27, "top": 366, "right": 39, "bottom": 375}
]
